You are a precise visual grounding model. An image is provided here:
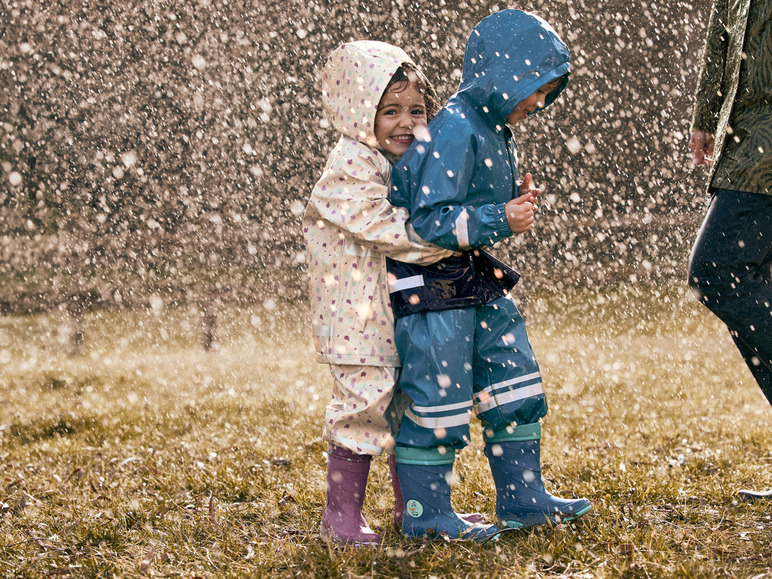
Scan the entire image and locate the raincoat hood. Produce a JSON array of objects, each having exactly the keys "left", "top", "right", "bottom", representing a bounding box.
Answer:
[
  {"left": 458, "top": 9, "right": 571, "bottom": 125},
  {"left": 322, "top": 40, "right": 416, "bottom": 149}
]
